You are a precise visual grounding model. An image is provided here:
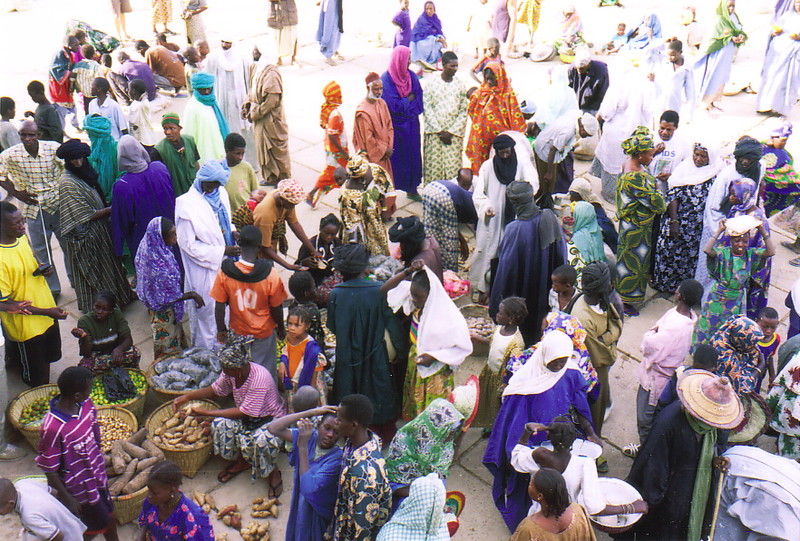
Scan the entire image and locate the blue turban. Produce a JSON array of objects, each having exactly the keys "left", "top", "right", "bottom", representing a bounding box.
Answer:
[
  {"left": 194, "top": 160, "right": 234, "bottom": 245},
  {"left": 190, "top": 72, "right": 229, "bottom": 137},
  {"left": 191, "top": 71, "right": 215, "bottom": 89}
]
